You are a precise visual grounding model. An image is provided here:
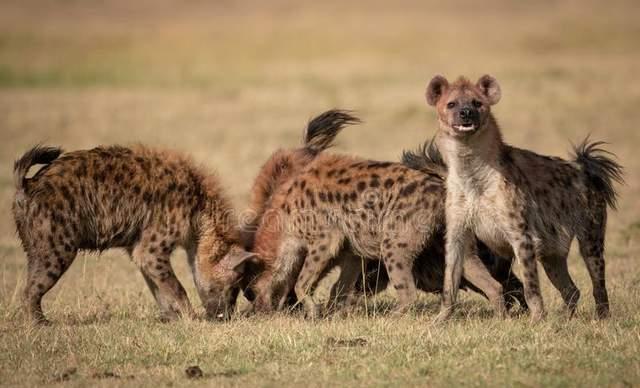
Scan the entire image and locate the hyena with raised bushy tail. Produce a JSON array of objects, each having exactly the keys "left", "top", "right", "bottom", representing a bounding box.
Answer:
[
  {"left": 240, "top": 109, "right": 361, "bottom": 250},
  {"left": 239, "top": 131, "right": 528, "bottom": 314},
  {"left": 12, "top": 145, "right": 253, "bottom": 324},
  {"left": 426, "top": 74, "right": 623, "bottom": 321},
  {"left": 237, "top": 148, "right": 512, "bottom": 318}
]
